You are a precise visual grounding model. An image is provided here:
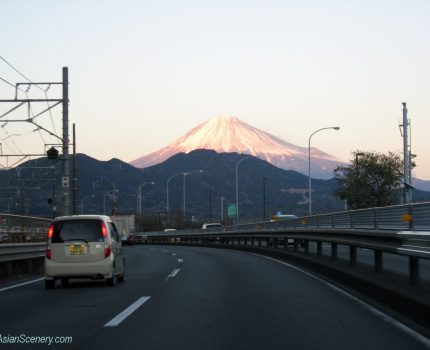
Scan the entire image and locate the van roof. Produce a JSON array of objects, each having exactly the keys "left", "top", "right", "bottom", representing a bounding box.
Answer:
[{"left": 53, "top": 215, "right": 112, "bottom": 222}]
